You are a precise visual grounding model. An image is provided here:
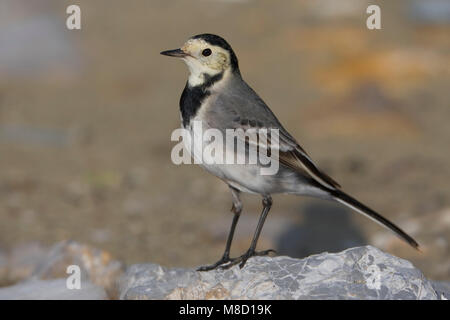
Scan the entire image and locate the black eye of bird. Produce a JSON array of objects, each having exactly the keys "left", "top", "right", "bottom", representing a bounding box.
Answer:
[{"left": 202, "top": 48, "right": 212, "bottom": 57}]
